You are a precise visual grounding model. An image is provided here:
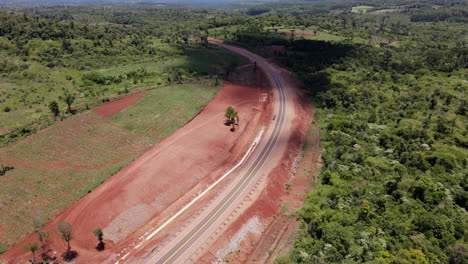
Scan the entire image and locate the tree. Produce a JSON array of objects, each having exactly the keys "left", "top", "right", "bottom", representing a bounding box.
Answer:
[
  {"left": 214, "top": 64, "right": 224, "bottom": 86},
  {"left": 93, "top": 228, "right": 105, "bottom": 251},
  {"left": 49, "top": 101, "right": 60, "bottom": 118},
  {"left": 223, "top": 62, "right": 237, "bottom": 78},
  {"left": 164, "top": 67, "right": 180, "bottom": 86},
  {"left": 57, "top": 222, "right": 77, "bottom": 260},
  {"left": 37, "top": 230, "right": 49, "bottom": 259},
  {"left": 63, "top": 92, "right": 75, "bottom": 114},
  {"left": 290, "top": 29, "right": 296, "bottom": 41},
  {"left": 224, "top": 106, "right": 239, "bottom": 131},
  {"left": 23, "top": 242, "right": 38, "bottom": 264},
  {"left": 57, "top": 222, "right": 72, "bottom": 251},
  {"left": 19, "top": 89, "right": 29, "bottom": 106}
]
